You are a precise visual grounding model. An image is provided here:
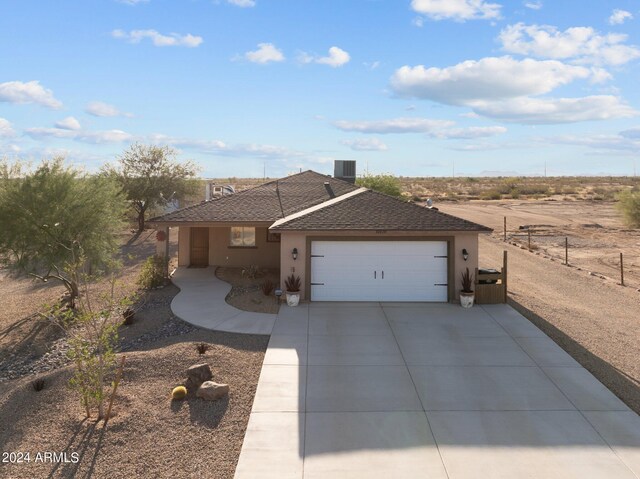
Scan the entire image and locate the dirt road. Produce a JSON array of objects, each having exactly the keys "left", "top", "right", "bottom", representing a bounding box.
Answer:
[{"left": 478, "top": 233, "right": 640, "bottom": 413}]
